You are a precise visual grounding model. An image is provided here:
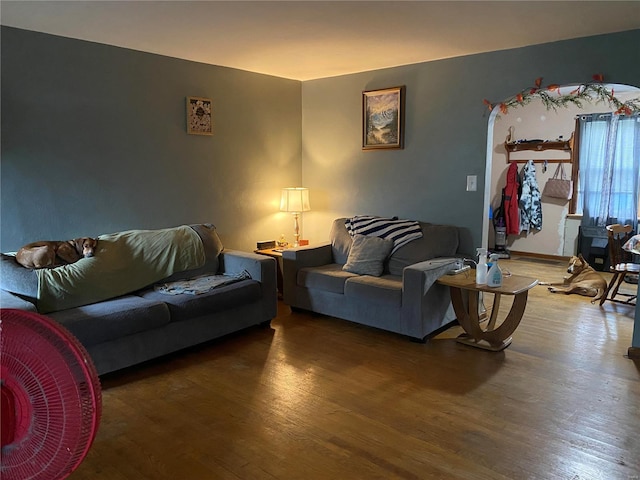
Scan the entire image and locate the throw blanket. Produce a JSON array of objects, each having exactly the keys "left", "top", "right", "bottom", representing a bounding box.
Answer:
[
  {"left": 37, "top": 226, "right": 205, "bottom": 313},
  {"left": 154, "top": 270, "right": 251, "bottom": 295},
  {"left": 345, "top": 215, "right": 423, "bottom": 254}
]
